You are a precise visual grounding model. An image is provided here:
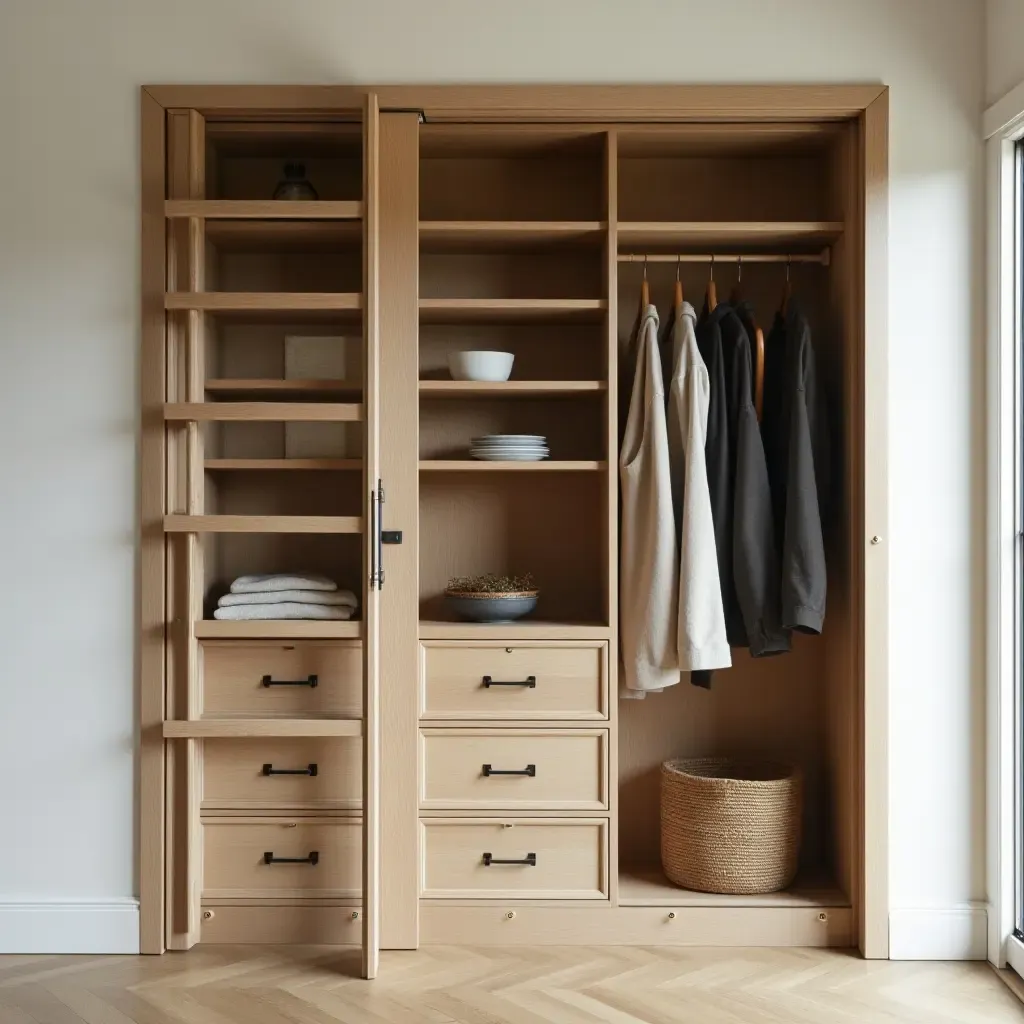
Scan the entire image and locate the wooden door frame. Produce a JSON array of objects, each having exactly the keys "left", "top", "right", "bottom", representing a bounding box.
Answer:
[{"left": 139, "top": 82, "right": 889, "bottom": 958}]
